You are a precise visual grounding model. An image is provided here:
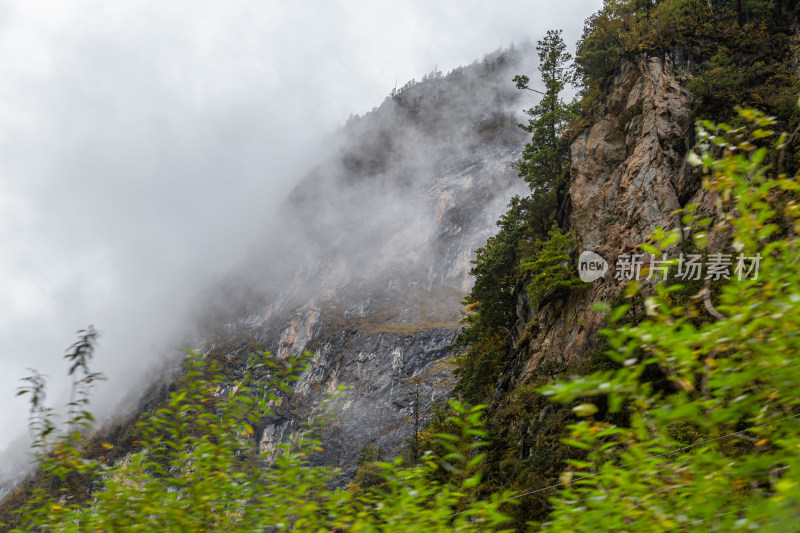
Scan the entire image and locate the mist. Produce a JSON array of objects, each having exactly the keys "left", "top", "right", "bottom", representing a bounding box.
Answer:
[{"left": 0, "top": 0, "right": 602, "bottom": 479}]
